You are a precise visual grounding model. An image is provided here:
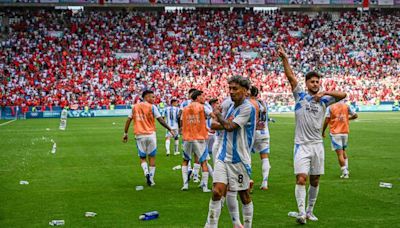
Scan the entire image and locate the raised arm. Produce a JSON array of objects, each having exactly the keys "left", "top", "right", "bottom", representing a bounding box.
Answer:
[{"left": 278, "top": 45, "right": 298, "bottom": 91}]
